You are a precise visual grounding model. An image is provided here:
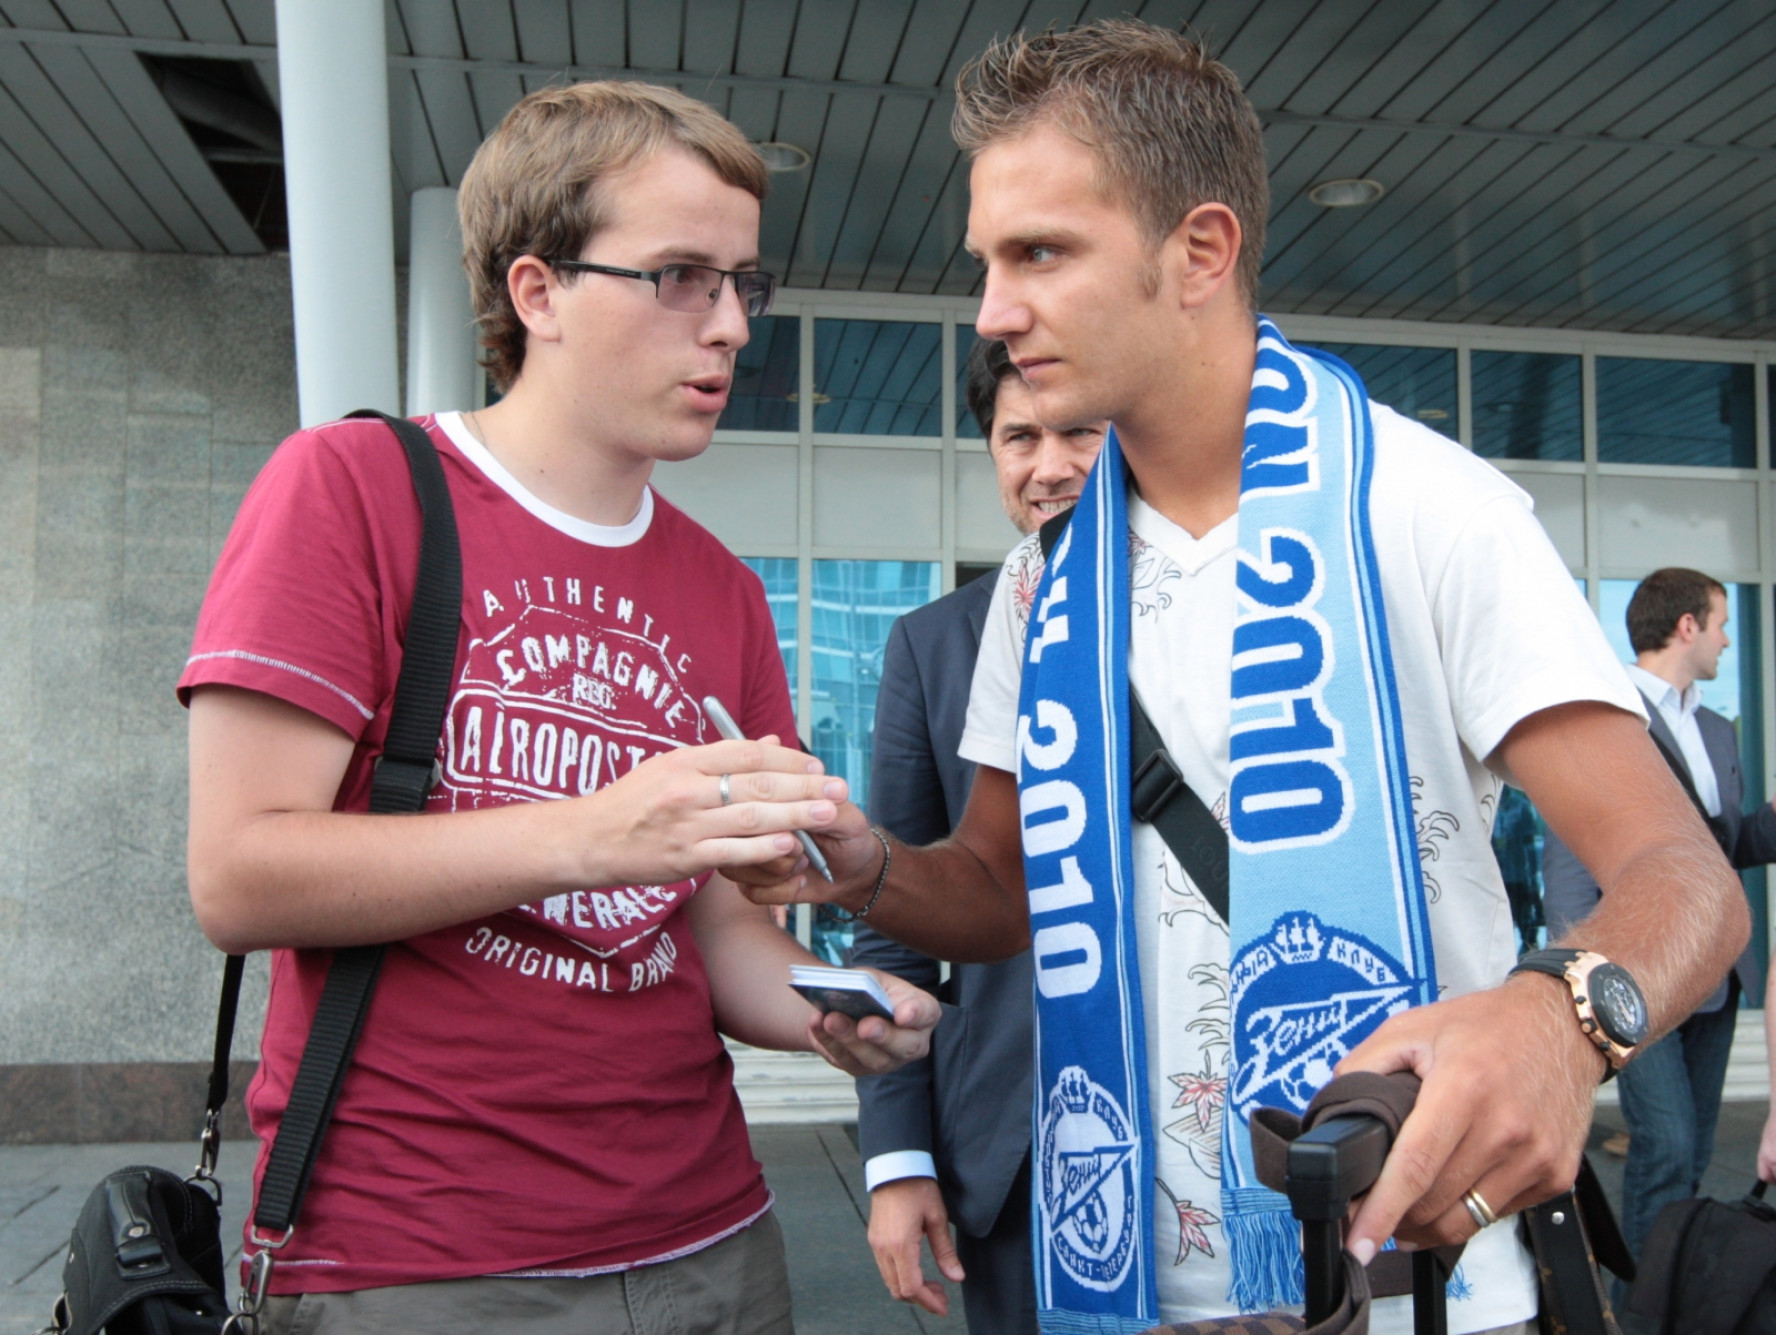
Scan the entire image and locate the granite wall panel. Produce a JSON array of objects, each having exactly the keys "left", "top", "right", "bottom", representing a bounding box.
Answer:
[{"left": 0, "top": 247, "right": 289, "bottom": 1085}]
